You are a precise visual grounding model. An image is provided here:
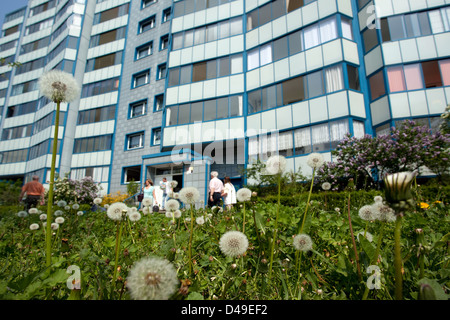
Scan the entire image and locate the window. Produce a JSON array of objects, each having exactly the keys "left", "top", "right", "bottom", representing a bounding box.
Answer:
[
  {"left": 362, "top": 27, "right": 379, "bottom": 53},
  {"left": 160, "top": 34, "right": 169, "bottom": 50},
  {"left": 77, "top": 106, "right": 116, "bottom": 124},
  {"left": 1, "top": 124, "right": 32, "bottom": 140},
  {"left": 129, "top": 101, "right": 146, "bottom": 118},
  {"left": 152, "top": 127, "right": 161, "bottom": 145},
  {"left": 166, "top": 95, "right": 243, "bottom": 126},
  {"left": 369, "top": 70, "right": 386, "bottom": 100},
  {"left": 85, "top": 51, "right": 123, "bottom": 72},
  {"left": 157, "top": 64, "right": 167, "bottom": 80},
  {"left": 387, "top": 66, "right": 406, "bottom": 92},
  {"left": 142, "top": 0, "right": 157, "bottom": 9},
  {"left": 283, "top": 77, "right": 305, "bottom": 105},
  {"left": 123, "top": 166, "right": 141, "bottom": 183},
  {"left": 74, "top": 135, "right": 112, "bottom": 153},
  {"left": 127, "top": 132, "right": 144, "bottom": 150},
  {"left": 81, "top": 77, "right": 120, "bottom": 97},
  {"left": 11, "top": 80, "right": 38, "bottom": 96},
  {"left": 90, "top": 27, "right": 127, "bottom": 47},
  {"left": 154, "top": 94, "right": 164, "bottom": 111},
  {"left": 136, "top": 42, "right": 153, "bottom": 60},
  {"left": 0, "top": 149, "right": 28, "bottom": 164},
  {"left": 29, "top": 0, "right": 56, "bottom": 17},
  {"left": 133, "top": 70, "right": 150, "bottom": 88},
  {"left": 347, "top": 65, "right": 360, "bottom": 91},
  {"left": 341, "top": 18, "right": 353, "bottom": 40},
  {"left": 94, "top": 3, "right": 129, "bottom": 24},
  {"left": 71, "top": 166, "right": 109, "bottom": 182},
  {"left": 422, "top": 60, "right": 443, "bottom": 88},
  {"left": 162, "top": 7, "right": 172, "bottom": 23},
  {"left": 139, "top": 16, "right": 155, "bottom": 33},
  {"left": 440, "top": 60, "right": 450, "bottom": 86}
]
